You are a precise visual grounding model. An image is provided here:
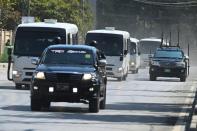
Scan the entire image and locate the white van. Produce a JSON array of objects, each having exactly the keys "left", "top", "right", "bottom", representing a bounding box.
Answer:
[
  {"left": 8, "top": 19, "right": 78, "bottom": 89},
  {"left": 85, "top": 28, "right": 130, "bottom": 81},
  {"left": 129, "top": 38, "right": 140, "bottom": 73}
]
